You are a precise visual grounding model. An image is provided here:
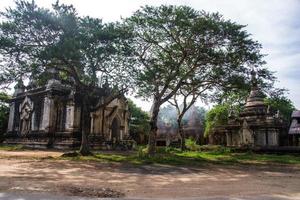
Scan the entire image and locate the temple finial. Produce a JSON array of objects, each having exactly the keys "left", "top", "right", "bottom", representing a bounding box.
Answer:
[{"left": 250, "top": 70, "right": 258, "bottom": 88}]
